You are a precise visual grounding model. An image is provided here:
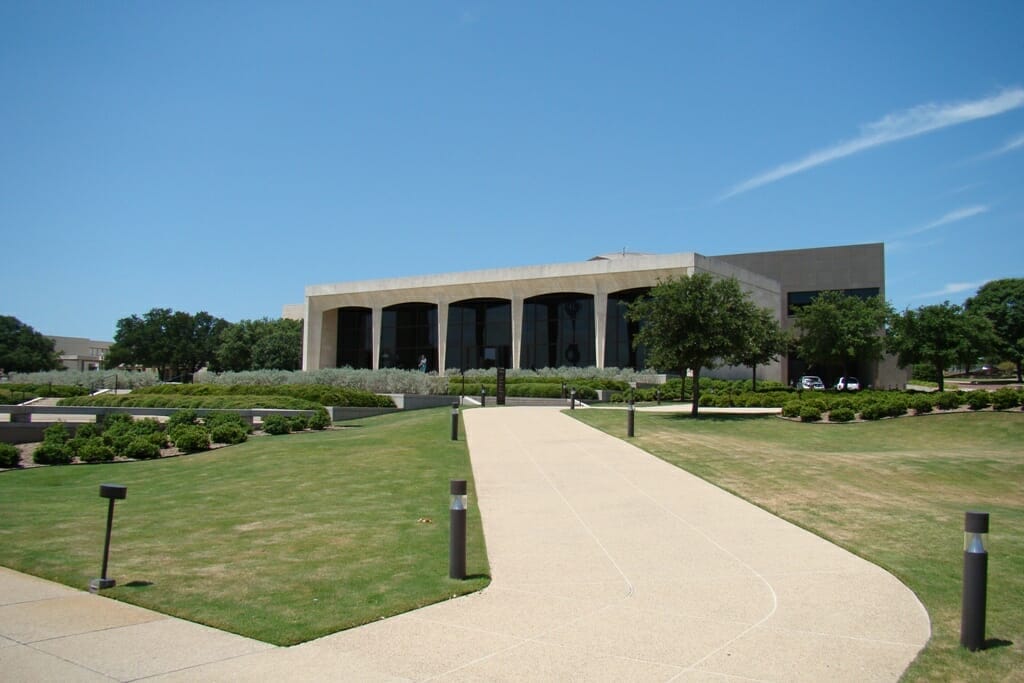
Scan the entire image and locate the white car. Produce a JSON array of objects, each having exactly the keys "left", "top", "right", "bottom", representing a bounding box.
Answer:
[
  {"left": 800, "top": 375, "right": 825, "bottom": 390},
  {"left": 835, "top": 376, "right": 860, "bottom": 391}
]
